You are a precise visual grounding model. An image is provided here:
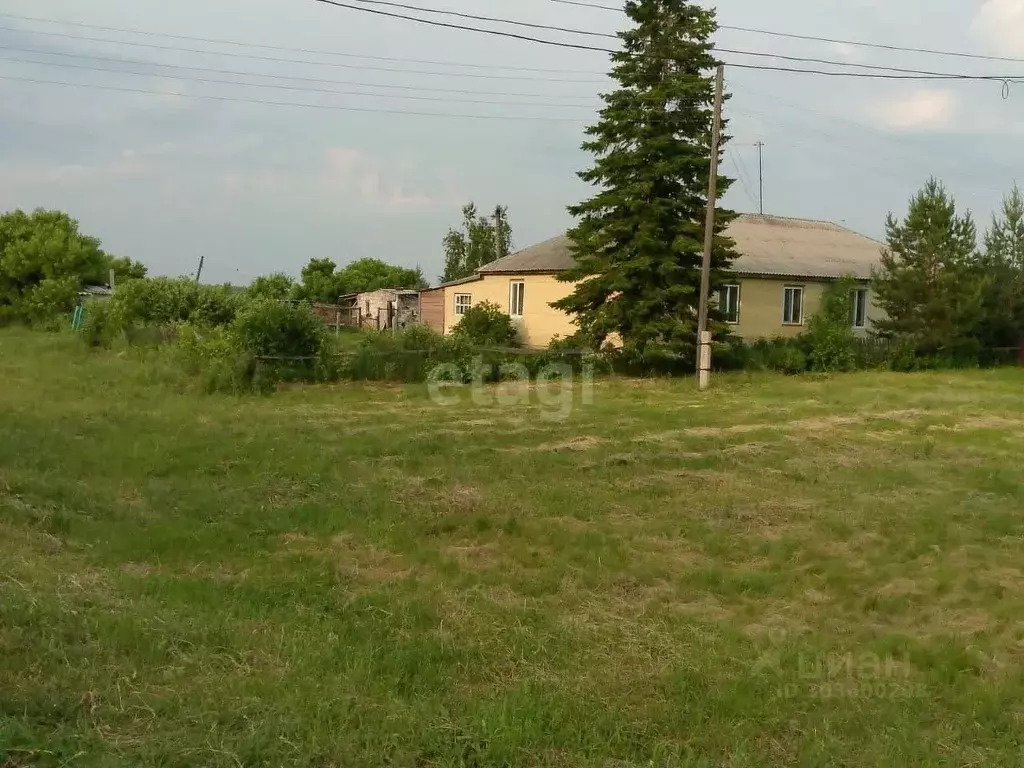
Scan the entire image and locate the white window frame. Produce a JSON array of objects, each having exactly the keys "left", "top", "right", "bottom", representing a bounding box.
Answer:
[
  {"left": 851, "top": 288, "right": 869, "bottom": 329},
  {"left": 454, "top": 293, "right": 472, "bottom": 316},
  {"left": 782, "top": 286, "right": 805, "bottom": 326},
  {"left": 719, "top": 284, "right": 741, "bottom": 324},
  {"left": 509, "top": 280, "right": 525, "bottom": 317}
]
